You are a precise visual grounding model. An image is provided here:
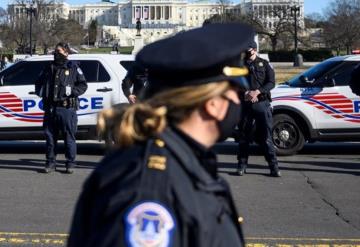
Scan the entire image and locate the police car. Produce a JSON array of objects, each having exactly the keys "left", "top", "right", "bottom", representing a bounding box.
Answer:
[
  {"left": 0, "top": 54, "right": 133, "bottom": 140},
  {"left": 271, "top": 55, "right": 360, "bottom": 155}
]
